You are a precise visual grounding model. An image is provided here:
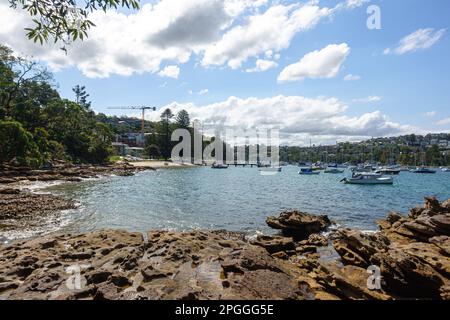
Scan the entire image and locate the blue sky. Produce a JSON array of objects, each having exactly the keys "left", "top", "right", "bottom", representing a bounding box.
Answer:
[{"left": 1, "top": 0, "right": 449, "bottom": 144}]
